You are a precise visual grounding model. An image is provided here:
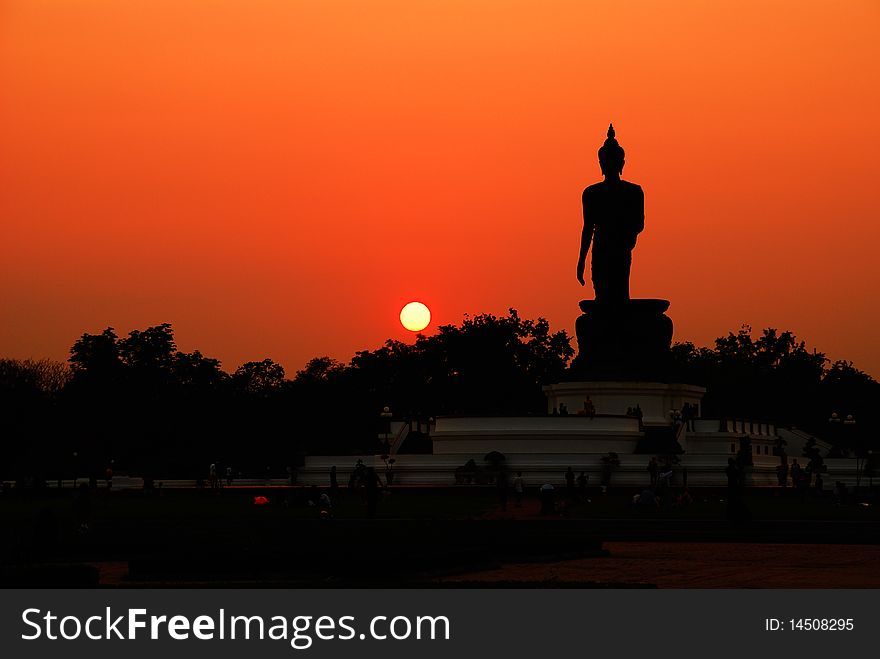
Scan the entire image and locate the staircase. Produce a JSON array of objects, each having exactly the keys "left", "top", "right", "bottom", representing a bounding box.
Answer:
[{"left": 389, "top": 420, "right": 412, "bottom": 455}]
